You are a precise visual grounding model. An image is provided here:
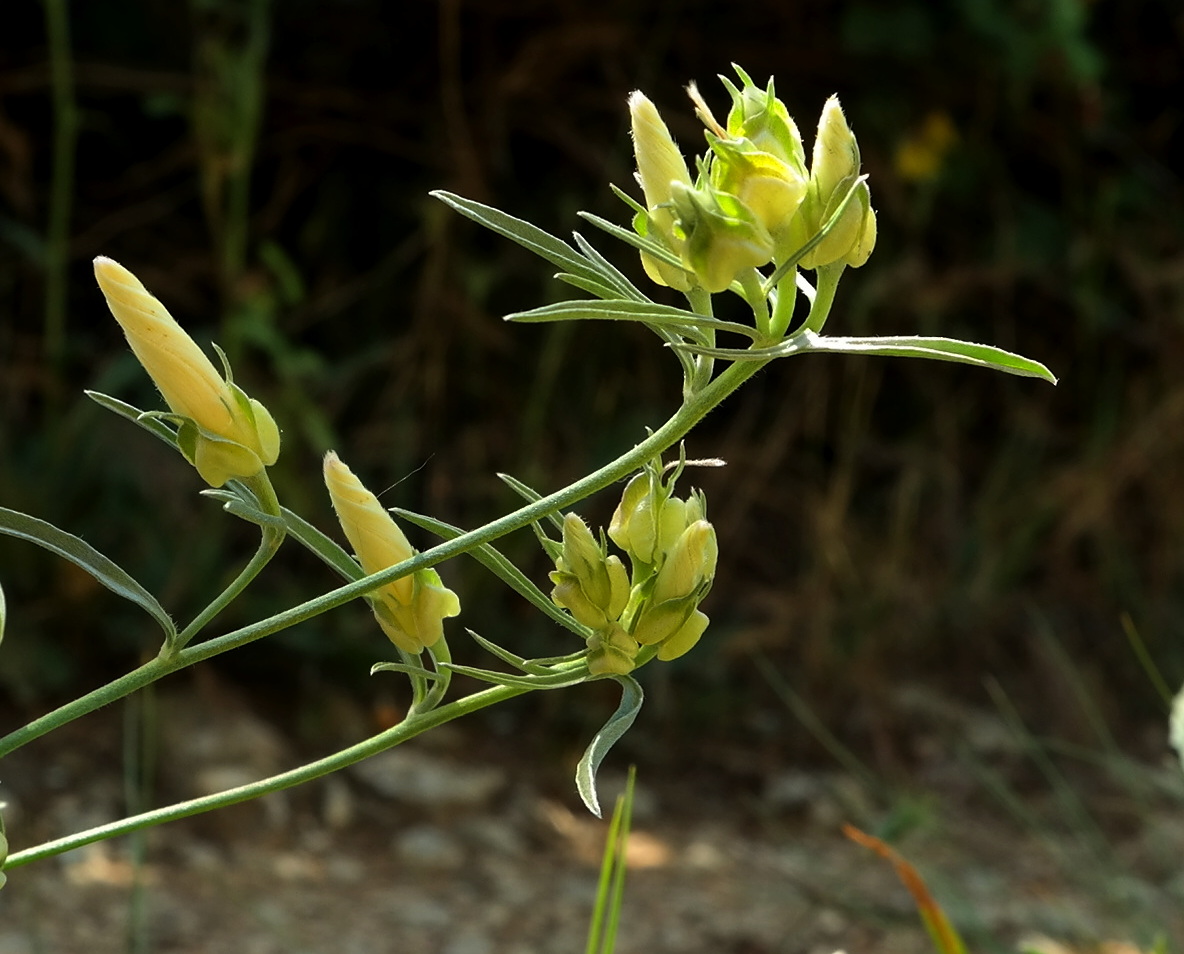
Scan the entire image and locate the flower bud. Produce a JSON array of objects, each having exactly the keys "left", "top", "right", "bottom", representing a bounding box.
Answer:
[
  {"left": 719, "top": 67, "right": 806, "bottom": 172},
  {"left": 652, "top": 519, "right": 718, "bottom": 604},
  {"left": 629, "top": 91, "right": 694, "bottom": 291},
  {"left": 550, "top": 514, "right": 630, "bottom": 629},
  {"left": 323, "top": 451, "right": 460, "bottom": 653},
  {"left": 630, "top": 519, "right": 717, "bottom": 650},
  {"left": 657, "top": 609, "right": 709, "bottom": 661},
  {"left": 787, "top": 97, "right": 877, "bottom": 269},
  {"left": 586, "top": 623, "right": 640, "bottom": 676},
  {"left": 94, "top": 256, "right": 280, "bottom": 487},
  {"left": 708, "top": 136, "right": 808, "bottom": 243}
]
